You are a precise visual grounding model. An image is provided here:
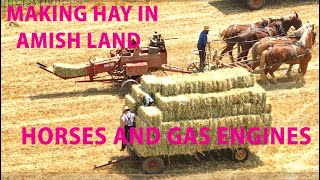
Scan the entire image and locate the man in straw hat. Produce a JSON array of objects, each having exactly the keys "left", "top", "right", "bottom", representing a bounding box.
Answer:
[
  {"left": 197, "top": 26, "right": 210, "bottom": 72},
  {"left": 120, "top": 106, "right": 136, "bottom": 151}
]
